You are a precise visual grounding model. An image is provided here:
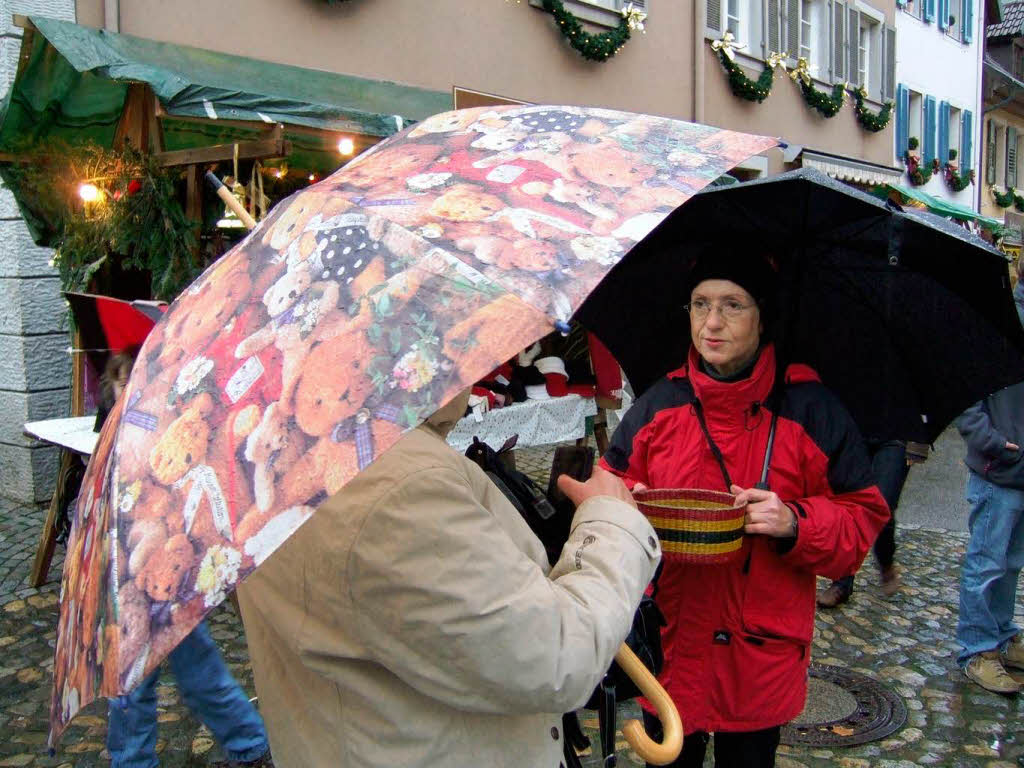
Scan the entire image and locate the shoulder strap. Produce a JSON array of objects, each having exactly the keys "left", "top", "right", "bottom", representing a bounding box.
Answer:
[{"left": 692, "top": 397, "right": 732, "bottom": 489}]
